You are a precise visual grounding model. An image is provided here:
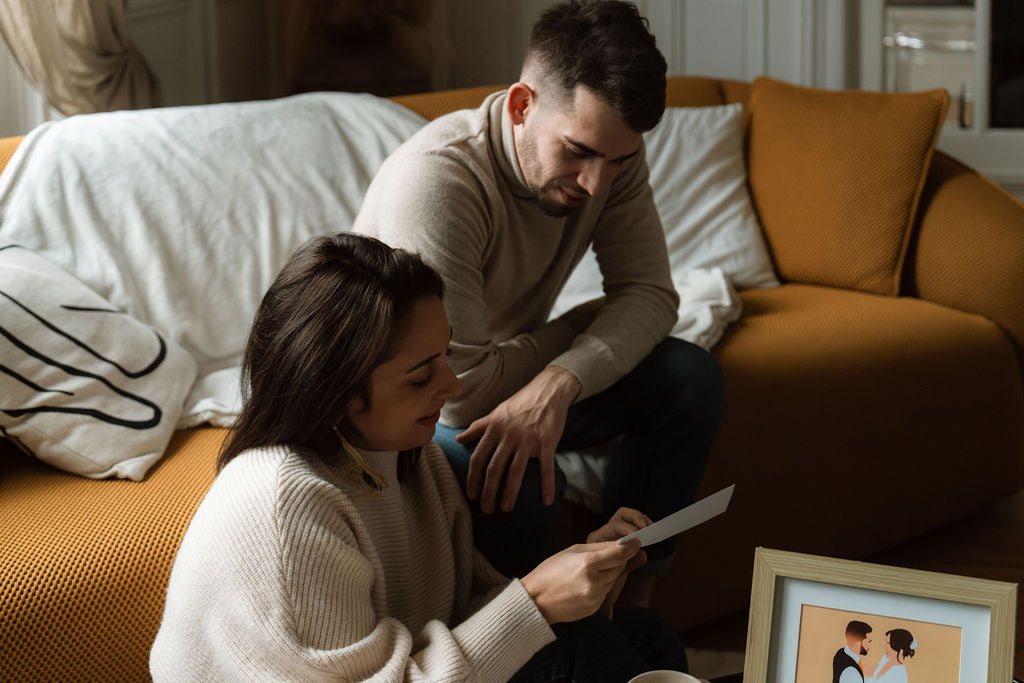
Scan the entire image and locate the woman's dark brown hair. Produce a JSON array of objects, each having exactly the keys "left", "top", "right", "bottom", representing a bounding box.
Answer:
[
  {"left": 886, "top": 628, "right": 916, "bottom": 663},
  {"left": 218, "top": 232, "right": 444, "bottom": 471}
]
